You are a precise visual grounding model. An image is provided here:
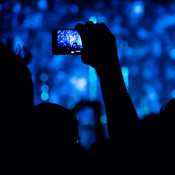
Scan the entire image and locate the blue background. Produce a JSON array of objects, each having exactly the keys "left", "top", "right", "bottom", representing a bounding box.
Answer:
[{"left": 1, "top": 0, "right": 175, "bottom": 146}]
